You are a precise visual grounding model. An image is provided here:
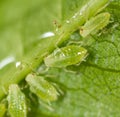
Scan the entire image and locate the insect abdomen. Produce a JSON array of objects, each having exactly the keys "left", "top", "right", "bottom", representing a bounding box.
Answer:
[
  {"left": 7, "top": 84, "right": 27, "bottom": 117},
  {"left": 26, "top": 74, "right": 58, "bottom": 103},
  {"left": 44, "top": 45, "right": 87, "bottom": 67},
  {"left": 80, "top": 12, "right": 110, "bottom": 37}
]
